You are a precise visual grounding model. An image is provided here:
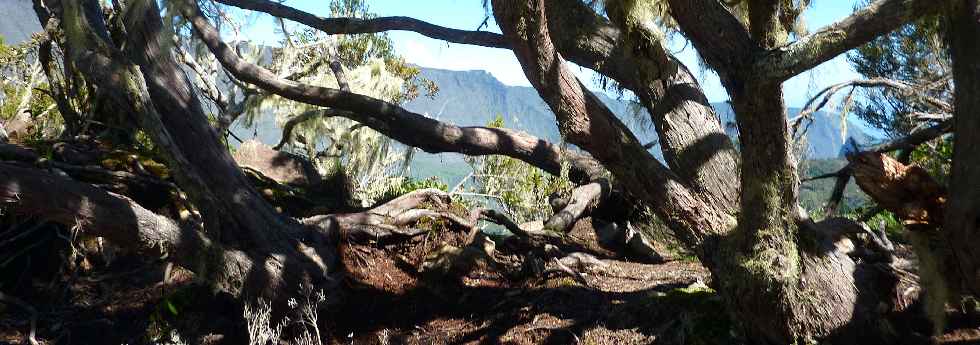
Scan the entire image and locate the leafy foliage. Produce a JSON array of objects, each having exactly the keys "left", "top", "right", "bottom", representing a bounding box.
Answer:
[
  {"left": 848, "top": 10, "right": 949, "bottom": 138},
  {"left": 0, "top": 36, "right": 61, "bottom": 141},
  {"left": 462, "top": 115, "right": 574, "bottom": 223},
  {"left": 215, "top": 0, "right": 438, "bottom": 206}
]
